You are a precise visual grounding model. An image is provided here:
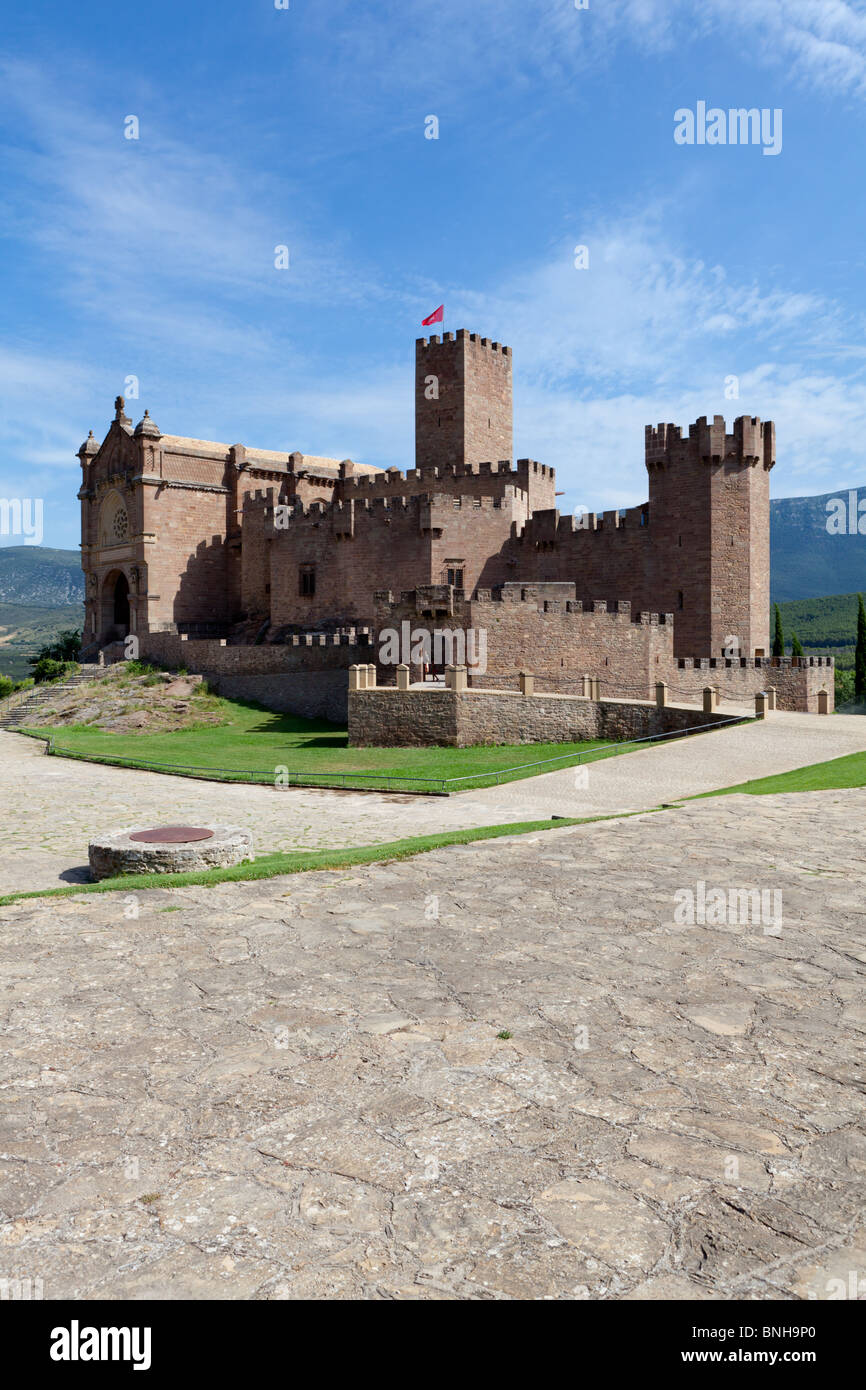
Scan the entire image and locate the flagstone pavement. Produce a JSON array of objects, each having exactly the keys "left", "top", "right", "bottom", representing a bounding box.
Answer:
[
  {"left": 0, "top": 785, "right": 864, "bottom": 1299},
  {"left": 2, "top": 710, "right": 866, "bottom": 897}
]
